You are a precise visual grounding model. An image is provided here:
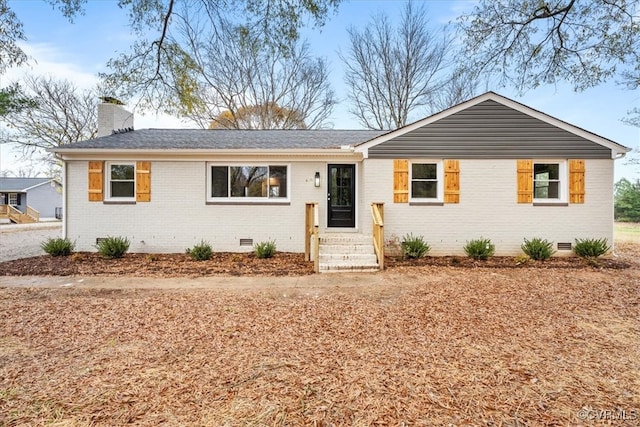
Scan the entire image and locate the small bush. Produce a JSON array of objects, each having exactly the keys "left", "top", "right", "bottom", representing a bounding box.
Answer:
[
  {"left": 521, "top": 237, "right": 556, "bottom": 260},
  {"left": 96, "top": 236, "right": 130, "bottom": 259},
  {"left": 573, "top": 238, "right": 610, "bottom": 258},
  {"left": 401, "top": 233, "right": 431, "bottom": 259},
  {"left": 186, "top": 240, "right": 213, "bottom": 261},
  {"left": 41, "top": 238, "right": 74, "bottom": 256},
  {"left": 255, "top": 240, "right": 276, "bottom": 259},
  {"left": 464, "top": 237, "right": 495, "bottom": 260}
]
